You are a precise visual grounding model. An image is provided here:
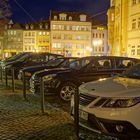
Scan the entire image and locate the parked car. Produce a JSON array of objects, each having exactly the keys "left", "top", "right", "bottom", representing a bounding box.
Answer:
[
  {"left": 2, "top": 52, "right": 63, "bottom": 78},
  {"left": 71, "top": 63, "right": 140, "bottom": 139},
  {"left": 18, "top": 57, "right": 78, "bottom": 80},
  {"left": 30, "top": 56, "right": 139, "bottom": 101},
  {"left": 0, "top": 52, "right": 31, "bottom": 68}
]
